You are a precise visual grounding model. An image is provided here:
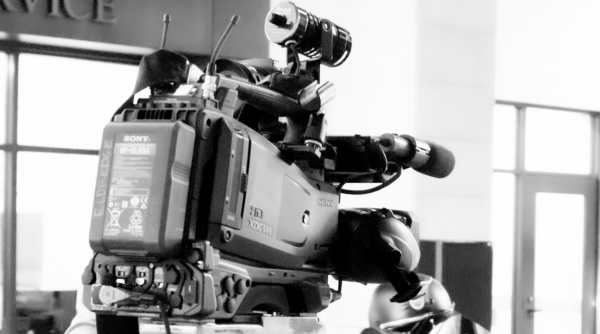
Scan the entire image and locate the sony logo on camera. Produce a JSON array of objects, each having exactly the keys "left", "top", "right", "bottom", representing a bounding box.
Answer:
[
  {"left": 317, "top": 198, "right": 333, "bottom": 207},
  {"left": 124, "top": 135, "right": 151, "bottom": 142}
]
